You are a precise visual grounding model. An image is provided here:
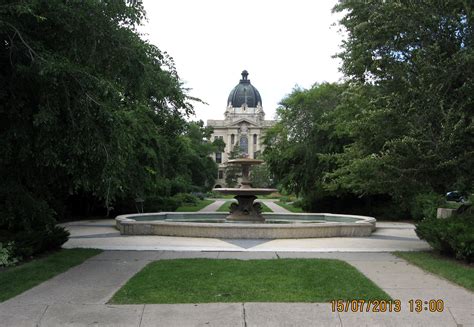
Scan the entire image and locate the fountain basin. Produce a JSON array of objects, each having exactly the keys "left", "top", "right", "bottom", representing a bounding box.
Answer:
[{"left": 115, "top": 212, "right": 376, "bottom": 239}]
